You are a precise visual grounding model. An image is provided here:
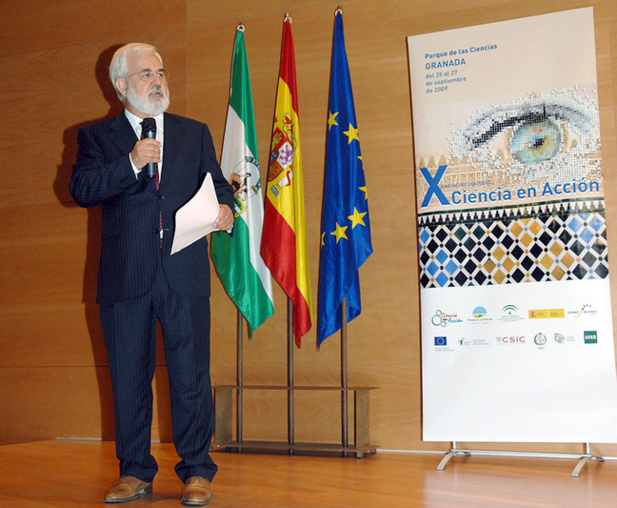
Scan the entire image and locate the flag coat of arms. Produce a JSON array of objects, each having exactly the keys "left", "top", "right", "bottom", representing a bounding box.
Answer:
[
  {"left": 261, "top": 17, "right": 313, "bottom": 346},
  {"left": 211, "top": 26, "right": 274, "bottom": 335},
  {"left": 318, "top": 11, "right": 373, "bottom": 347}
]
